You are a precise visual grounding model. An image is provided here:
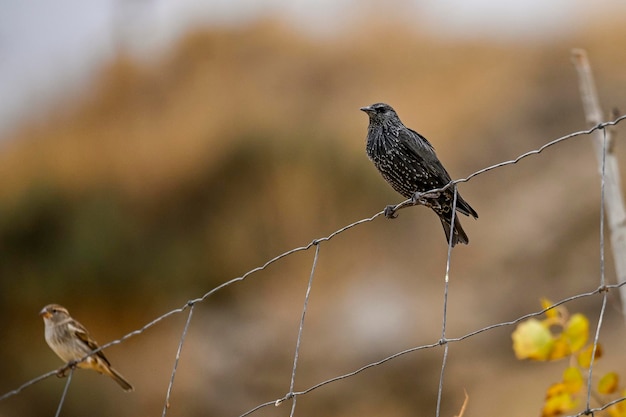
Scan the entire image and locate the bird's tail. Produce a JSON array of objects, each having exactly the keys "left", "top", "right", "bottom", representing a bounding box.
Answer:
[
  {"left": 439, "top": 214, "right": 469, "bottom": 247},
  {"left": 101, "top": 364, "right": 134, "bottom": 392}
]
